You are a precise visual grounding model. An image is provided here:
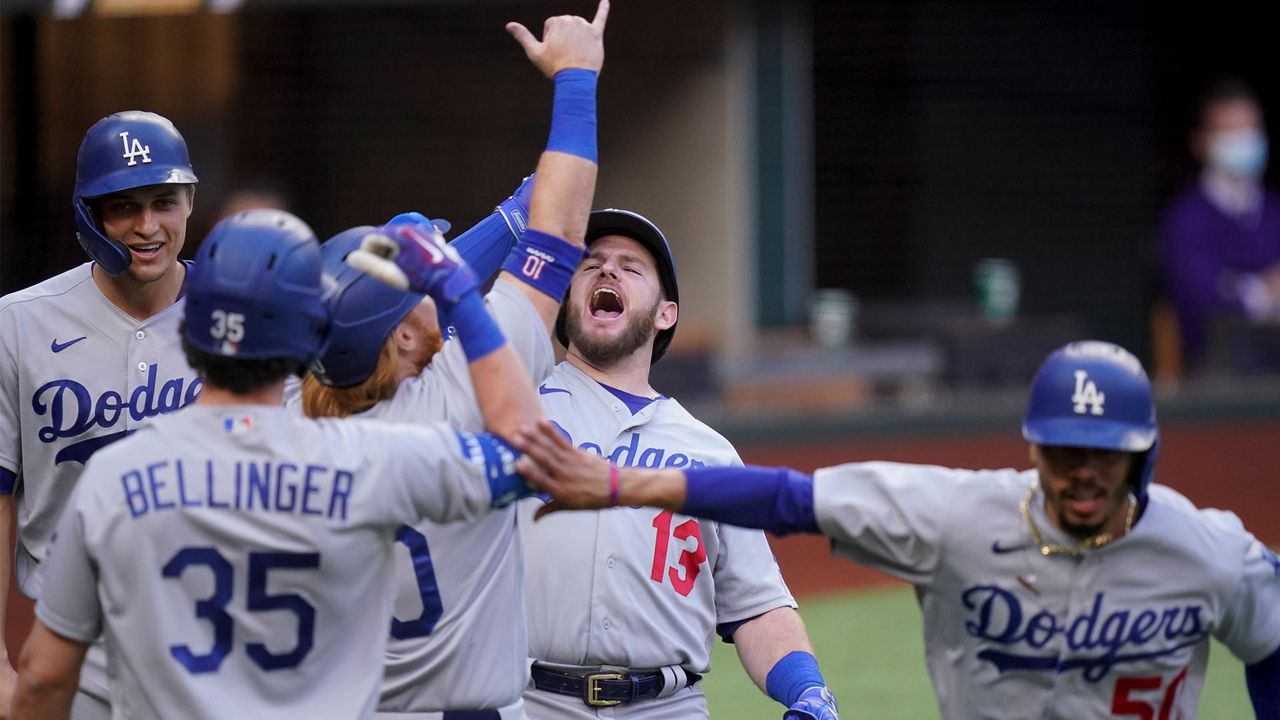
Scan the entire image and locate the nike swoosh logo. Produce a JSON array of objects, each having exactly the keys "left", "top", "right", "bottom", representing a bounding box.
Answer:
[
  {"left": 538, "top": 385, "right": 571, "bottom": 396},
  {"left": 51, "top": 336, "right": 87, "bottom": 353},
  {"left": 991, "top": 540, "right": 1033, "bottom": 554}
]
